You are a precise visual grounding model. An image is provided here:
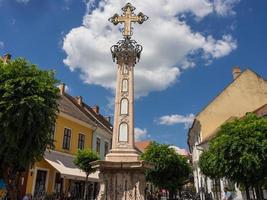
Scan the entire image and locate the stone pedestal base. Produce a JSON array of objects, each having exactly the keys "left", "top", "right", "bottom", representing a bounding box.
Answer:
[
  {"left": 105, "top": 148, "right": 140, "bottom": 162},
  {"left": 92, "top": 160, "right": 153, "bottom": 200}
]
